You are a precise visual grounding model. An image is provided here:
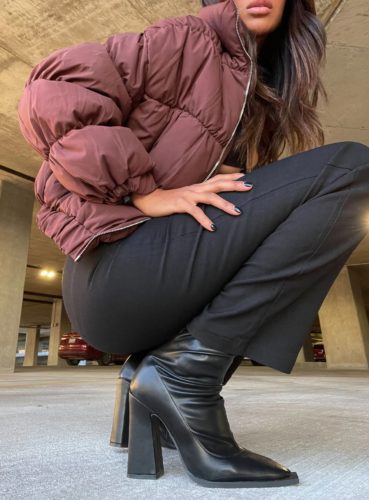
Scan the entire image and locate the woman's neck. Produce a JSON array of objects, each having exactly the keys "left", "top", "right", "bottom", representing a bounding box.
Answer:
[{"left": 256, "top": 33, "right": 267, "bottom": 52}]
